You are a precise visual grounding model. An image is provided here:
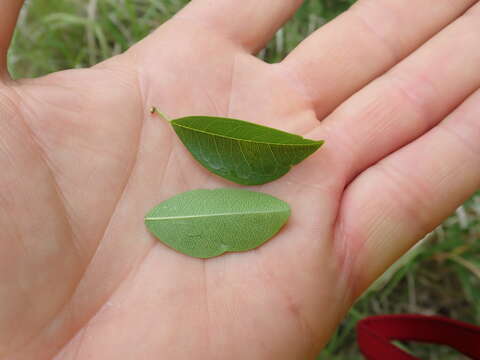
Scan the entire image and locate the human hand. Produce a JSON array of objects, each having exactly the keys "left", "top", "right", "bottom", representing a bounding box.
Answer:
[{"left": 1, "top": 0, "right": 479, "bottom": 359}]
